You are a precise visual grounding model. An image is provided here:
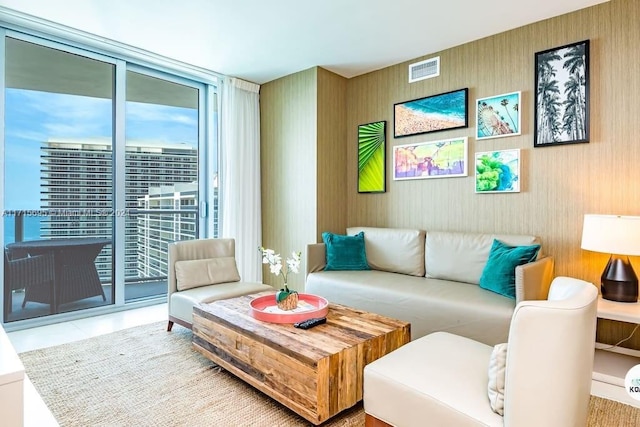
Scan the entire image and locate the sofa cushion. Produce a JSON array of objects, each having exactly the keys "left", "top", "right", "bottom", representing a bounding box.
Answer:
[
  {"left": 425, "top": 232, "right": 540, "bottom": 285},
  {"left": 174, "top": 257, "right": 241, "bottom": 291},
  {"left": 322, "top": 231, "right": 370, "bottom": 271},
  {"left": 479, "top": 240, "right": 541, "bottom": 299},
  {"left": 306, "top": 269, "right": 514, "bottom": 344},
  {"left": 488, "top": 342, "right": 508, "bottom": 416},
  {"left": 347, "top": 226, "right": 425, "bottom": 276}
]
